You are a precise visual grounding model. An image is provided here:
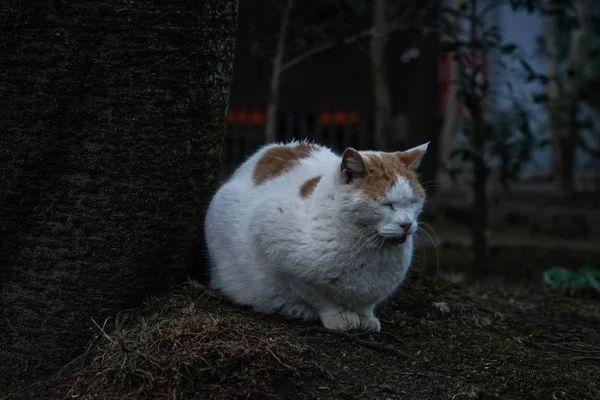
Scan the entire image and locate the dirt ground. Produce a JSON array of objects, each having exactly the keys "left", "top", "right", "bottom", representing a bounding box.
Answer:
[{"left": 4, "top": 261, "right": 599, "bottom": 400}]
